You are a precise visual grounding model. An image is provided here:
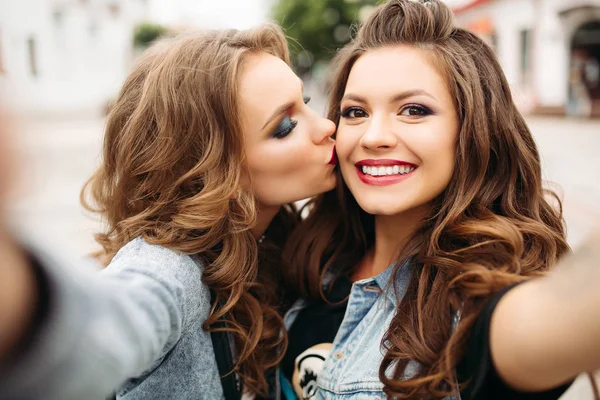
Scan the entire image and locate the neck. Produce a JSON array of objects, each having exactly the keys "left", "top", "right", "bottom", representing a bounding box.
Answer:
[
  {"left": 251, "top": 203, "right": 281, "bottom": 240},
  {"left": 355, "top": 205, "right": 430, "bottom": 280}
]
